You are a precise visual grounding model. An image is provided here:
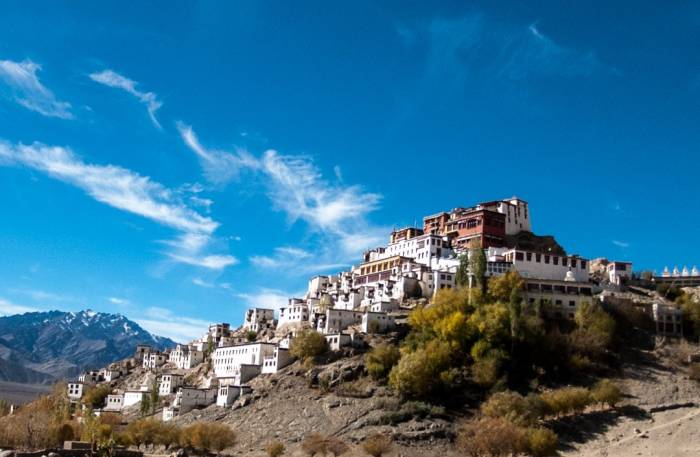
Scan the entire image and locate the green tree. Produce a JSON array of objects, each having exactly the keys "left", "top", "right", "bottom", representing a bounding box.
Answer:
[
  {"left": 289, "top": 329, "right": 328, "bottom": 362},
  {"left": 149, "top": 378, "right": 159, "bottom": 415},
  {"left": 388, "top": 340, "right": 456, "bottom": 399},
  {"left": 526, "top": 427, "right": 558, "bottom": 457},
  {"left": 469, "top": 245, "right": 487, "bottom": 293},
  {"left": 139, "top": 394, "right": 151, "bottom": 417},
  {"left": 571, "top": 302, "right": 616, "bottom": 356},
  {"left": 366, "top": 343, "right": 401, "bottom": 381},
  {"left": 591, "top": 379, "right": 622, "bottom": 408},
  {"left": 455, "top": 253, "right": 470, "bottom": 288},
  {"left": 82, "top": 384, "right": 112, "bottom": 409}
]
